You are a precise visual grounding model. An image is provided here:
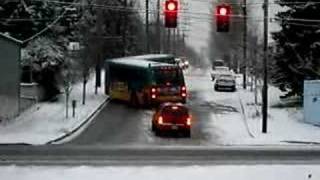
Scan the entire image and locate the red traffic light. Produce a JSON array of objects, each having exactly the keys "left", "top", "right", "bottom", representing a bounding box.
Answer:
[
  {"left": 167, "top": 2, "right": 177, "bottom": 11},
  {"left": 216, "top": 4, "right": 231, "bottom": 32},
  {"left": 165, "top": 0, "right": 178, "bottom": 12},
  {"left": 164, "top": 0, "right": 179, "bottom": 28},
  {"left": 219, "top": 7, "right": 227, "bottom": 16},
  {"left": 216, "top": 5, "right": 231, "bottom": 16}
]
